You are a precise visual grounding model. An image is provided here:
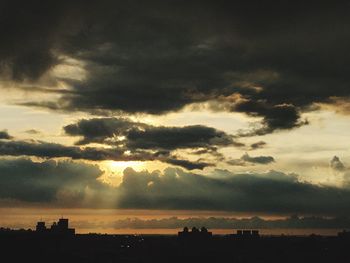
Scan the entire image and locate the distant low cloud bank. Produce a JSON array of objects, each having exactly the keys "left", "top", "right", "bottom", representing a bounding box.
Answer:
[{"left": 74, "top": 215, "right": 350, "bottom": 230}]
